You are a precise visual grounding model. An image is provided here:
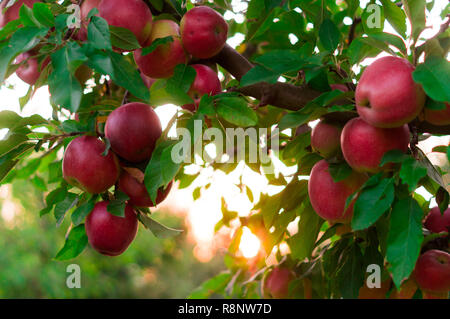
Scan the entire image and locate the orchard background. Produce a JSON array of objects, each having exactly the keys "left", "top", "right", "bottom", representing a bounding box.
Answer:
[{"left": 0, "top": 0, "right": 449, "bottom": 299}]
